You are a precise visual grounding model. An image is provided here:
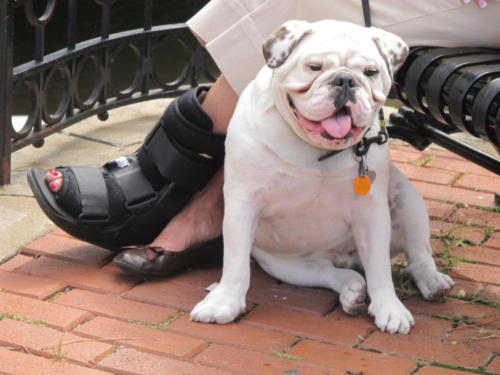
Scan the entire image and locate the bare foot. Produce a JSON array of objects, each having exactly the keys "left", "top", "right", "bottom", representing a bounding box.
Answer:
[
  {"left": 45, "top": 169, "right": 63, "bottom": 192},
  {"left": 149, "top": 169, "right": 224, "bottom": 252}
]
